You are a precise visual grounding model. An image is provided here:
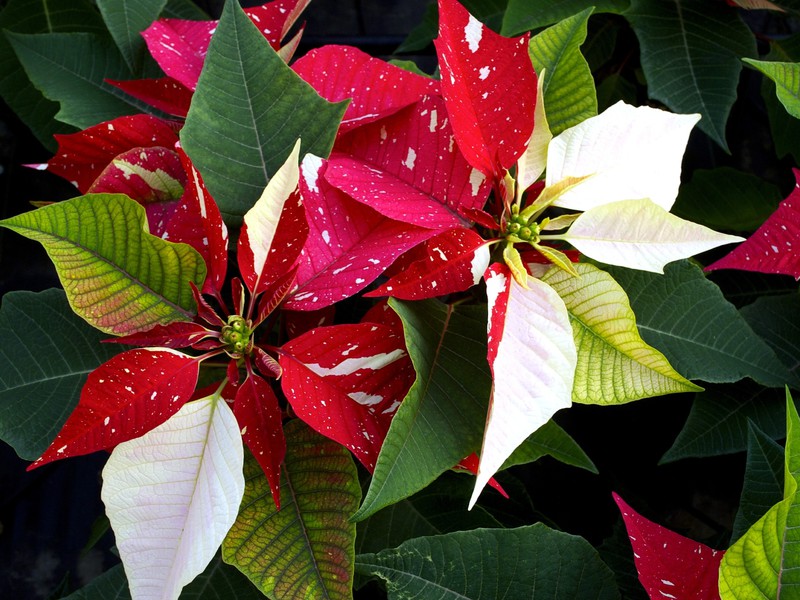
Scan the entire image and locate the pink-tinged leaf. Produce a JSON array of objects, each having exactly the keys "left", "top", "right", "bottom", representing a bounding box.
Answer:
[
  {"left": 162, "top": 146, "right": 230, "bottom": 295},
  {"left": 235, "top": 370, "right": 285, "bottom": 507},
  {"left": 614, "top": 493, "right": 724, "bottom": 600},
  {"left": 238, "top": 140, "right": 307, "bottom": 296},
  {"left": 33, "top": 115, "right": 180, "bottom": 193},
  {"left": 456, "top": 454, "right": 508, "bottom": 498},
  {"left": 292, "top": 45, "right": 439, "bottom": 135},
  {"left": 107, "top": 321, "right": 216, "bottom": 349},
  {"left": 142, "top": 0, "right": 310, "bottom": 91},
  {"left": 253, "top": 346, "right": 282, "bottom": 379},
  {"left": 88, "top": 146, "right": 186, "bottom": 207},
  {"left": 706, "top": 170, "right": 800, "bottom": 280},
  {"left": 434, "top": 0, "right": 536, "bottom": 177},
  {"left": 30, "top": 349, "right": 201, "bottom": 469},
  {"left": 326, "top": 94, "right": 491, "bottom": 229},
  {"left": 106, "top": 77, "right": 193, "bottom": 118},
  {"left": 285, "top": 156, "right": 435, "bottom": 310},
  {"left": 190, "top": 283, "right": 226, "bottom": 328},
  {"left": 460, "top": 206, "right": 499, "bottom": 231},
  {"left": 367, "top": 227, "right": 491, "bottom": 300},
  {"left": 471, "top": 263, "right": 576, "bottom": 508},
  {"left": 279, "top": 323, "right": 414, "bottom": 471},
  {"left": 255, "top": 266, "right": 298, "bottom": 326}
]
